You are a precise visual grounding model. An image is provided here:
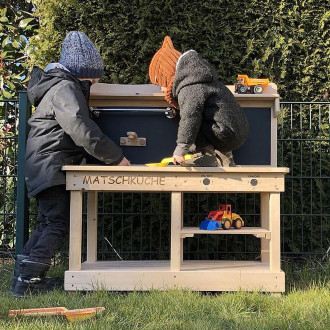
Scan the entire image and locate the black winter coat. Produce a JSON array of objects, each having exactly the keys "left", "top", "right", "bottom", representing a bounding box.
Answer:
[
  {"left": 172, "top": 51, "right": 249, "bottom": 155},
  {"left": 25, "top": 67, "right": 123, "bottom": 197}
]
